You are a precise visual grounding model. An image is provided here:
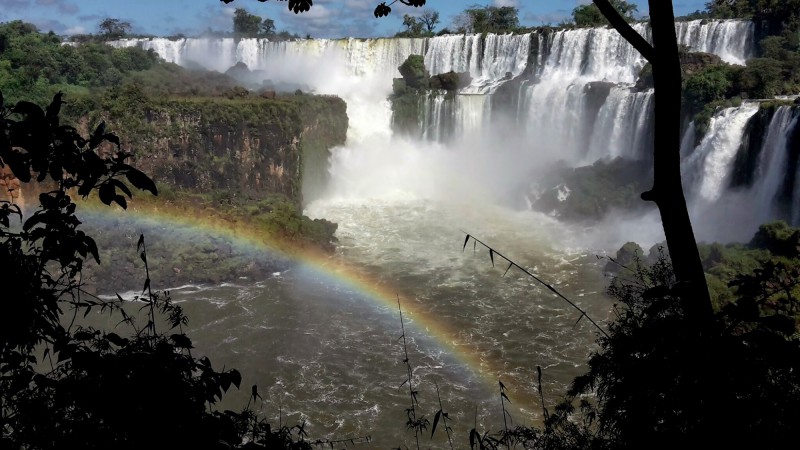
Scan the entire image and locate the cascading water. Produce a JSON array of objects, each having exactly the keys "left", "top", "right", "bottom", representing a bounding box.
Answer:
[
  {"left": 682, "top": 103, "right": 761, "bottom": 203},
  {"left": 675, "top": 19, "right": 755, "bottom": 65},
  {"left": 749, "top": 107, "right": 798, "bottom": 222},
  {"left": 104, "top": 21, "right": 789, "bottom": 447}
]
